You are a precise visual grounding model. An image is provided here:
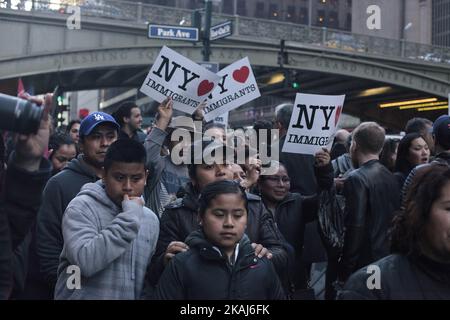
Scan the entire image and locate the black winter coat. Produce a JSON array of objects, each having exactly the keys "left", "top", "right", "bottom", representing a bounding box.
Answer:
[
  {"left": 337, "top": 254, "right": 450, "bottom": 300},
  {"left": 278, "top": 135, "right": 318, "bottom": 196},
  {"left": 36, "top": 155, "right": 99, "bottom": 289},
  {"left": 155, "top": 230, "right": 286, "bottom": 300},
  {"left": 338, "top": 160, "right": 399, "bottom": 281},
  {"left": 147, "top": 183, "right": 288, "bottom": 286},
  {"left": 0, "top": 153, "right": 51, "bottom": 299},
  {"left": 271, "top": 192, "right": 319, "bottom": 290}
]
